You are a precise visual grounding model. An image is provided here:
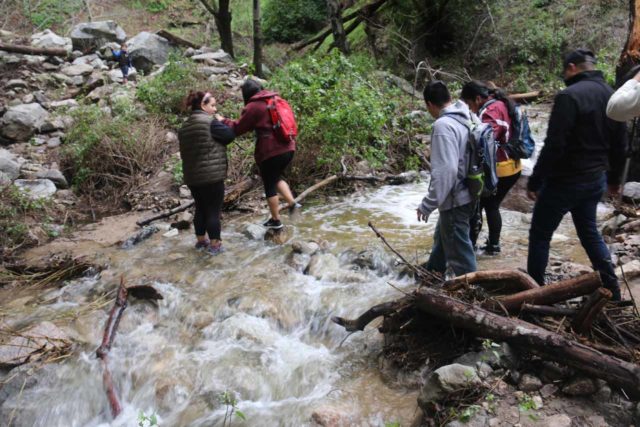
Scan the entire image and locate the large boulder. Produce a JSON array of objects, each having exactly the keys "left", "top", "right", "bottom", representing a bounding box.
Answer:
[
  {"left": 623, "top": 182, "right": 640, "bottom": 202},
  {"left": 30, "top": 29, "right": 72, "bottom": 52},
  {"left": 126, "top": 31, "right": 171, "bottom": 74},
  {"left": 0, "top": 103, "right": 49, "bottom": 142},
  {"left": 70, "top": 21, "right": 126, "bottom": 52},
  {"left": 13, "top": 179, "right": 57, "bottom": 199}
]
